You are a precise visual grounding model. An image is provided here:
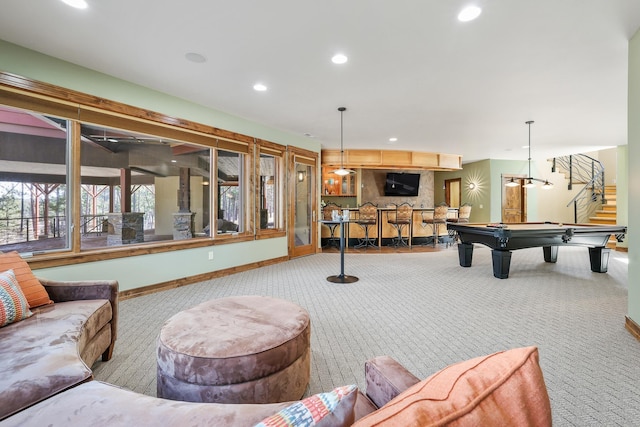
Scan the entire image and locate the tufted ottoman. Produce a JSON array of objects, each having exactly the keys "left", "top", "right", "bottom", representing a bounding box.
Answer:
[{"left": 157, "top": 295, "right": 310, "bottom": 404}]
